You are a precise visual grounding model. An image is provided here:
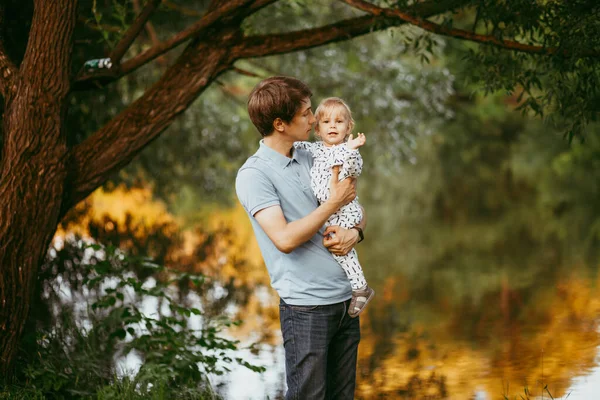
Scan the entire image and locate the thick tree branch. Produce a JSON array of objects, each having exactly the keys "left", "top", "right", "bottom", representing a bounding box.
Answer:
[
  {"left": 118, "top": 0, "right": 268, "bottom": 74},
  {"left": 64, "top": 35, "right": 238, "bottom": 214},
  {"left": 74, "top": 0, "right": 256, "bottom": 90},
  {"left": 340, "top": 0, "right": 600, "bottom": 58},
  {"left": 0, "top": 3, "right": 18, "bottom": 101},
  {"left": 64, "top": 0, "right": 464, "bottom": 211},
  {"left": 234, "top": 0, "right": 467, "bottom": 59},
  {"left": 110, "top": 0, "right": 162, "bottom": 64}
]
